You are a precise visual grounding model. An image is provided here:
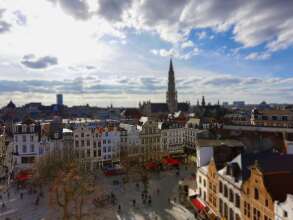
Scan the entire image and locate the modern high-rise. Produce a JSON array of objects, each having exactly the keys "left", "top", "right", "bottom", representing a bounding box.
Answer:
[
  {"left": 166, "top": 59, "right": 178, "bottom": 113},
  {"left": 56, "top": 94, "right": 63, "bottom": 106}
]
